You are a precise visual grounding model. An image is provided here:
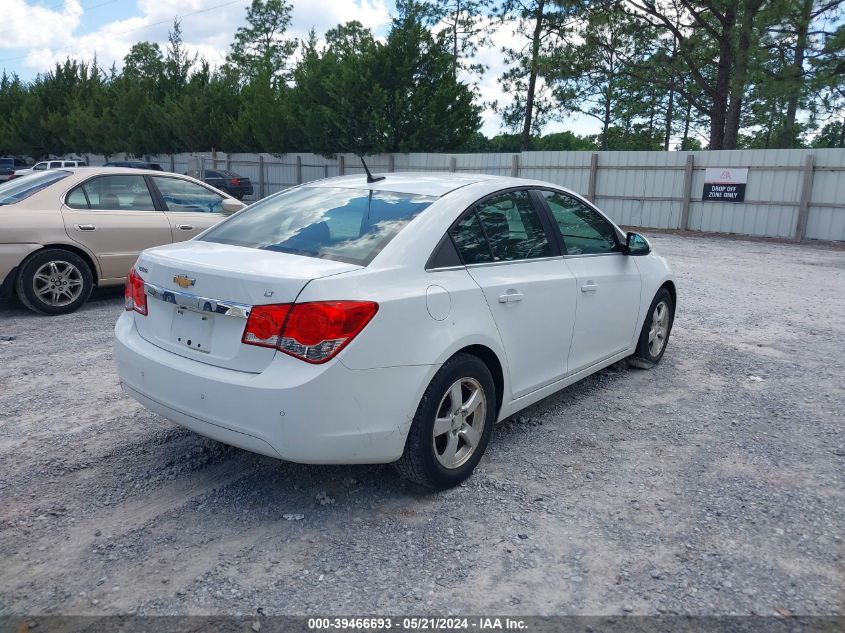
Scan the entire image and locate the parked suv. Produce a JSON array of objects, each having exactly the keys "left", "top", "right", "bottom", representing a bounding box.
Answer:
[
  {"left": 0, "top": 158, "right": 31, "bottom": 182},
  {"left": 11, "top": 159, "right": 87, "bottom": 180}
]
